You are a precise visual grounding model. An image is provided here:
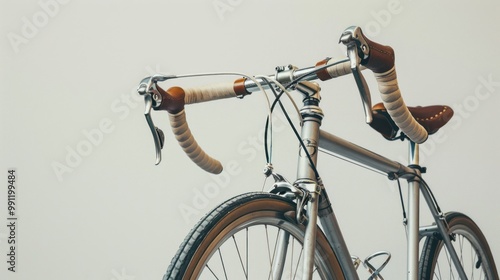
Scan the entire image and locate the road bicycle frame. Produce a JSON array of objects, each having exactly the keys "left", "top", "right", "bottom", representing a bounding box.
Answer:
[
  {"left": 137, "top": 26, "right": 482, "bottom": 280},
  {"left": 286, "top": 81, "right": 468, "bottom": 280}
]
